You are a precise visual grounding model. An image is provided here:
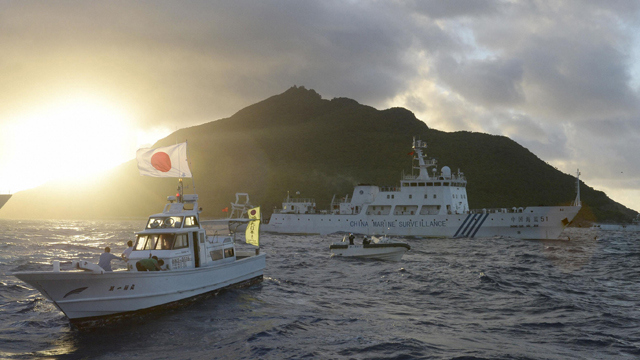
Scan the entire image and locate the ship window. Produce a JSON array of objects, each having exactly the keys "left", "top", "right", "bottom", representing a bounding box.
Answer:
[
  {"left": 387, "top": 195, "right": 390, "bottom": 199},
  {"left": 224, "top": 248, "right": 235, "bottom": 258},
  {"left": 444, "top": 182, "right": 450, "bottom": 186},
  {"left": 173, "top": 234, "right": 189, "bottom": 249},
  {"left": 434, "top": 182, "right": 441, "bottom": 186},
  {"left": 434, "top": 194, "right": 437, "bottom": 199},
  {"left": 409, "top": 195, "right": 412, "bottom": 199},
  {"left": 210, "top": 249, "right": 223, "bottom": 261},
  {"left": 392, "top": 195, "right": 395, "bottom": 199},
  {"left": 135, "top": 234, "right": 159, "bottom": 250},
  {"left": 418, "top": 182, "right": 425, "bottom": 187},
  {"left": 427, "top": 182, "right": 433, "bottom": 186},
  {"left": 411, "top": 182, "right": 417, "bottom": 187},
  {"left": 184, "top": 216, "right": 199, "bottom": 228},
  {"left": 159, "top": 234, "right": 175, "bottom": 250},
  {"left": 424, "top": 194, "right": 428, "bottom": 199}
]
